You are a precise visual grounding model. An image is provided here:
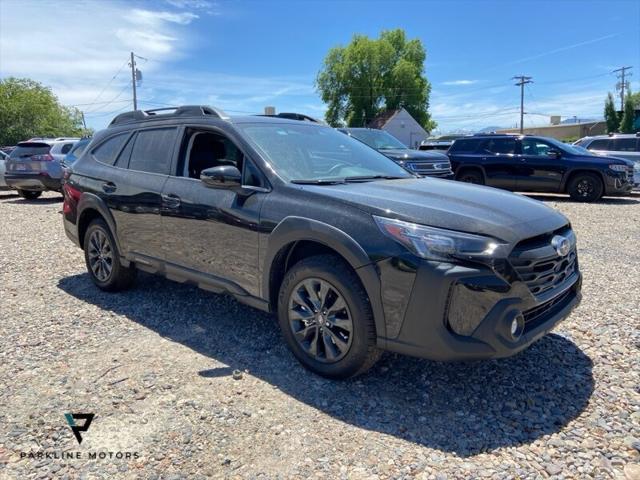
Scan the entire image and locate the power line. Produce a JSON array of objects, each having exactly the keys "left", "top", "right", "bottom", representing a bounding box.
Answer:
[{"left": 83, "top": 59, "right": 129, "bottom": 108}]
